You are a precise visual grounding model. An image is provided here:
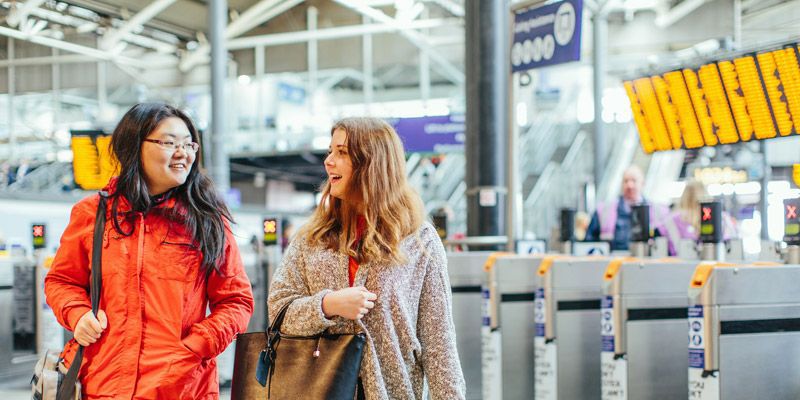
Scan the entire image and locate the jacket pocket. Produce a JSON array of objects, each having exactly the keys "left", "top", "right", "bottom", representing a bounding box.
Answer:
[{"left": 157, "top": 239, "right": 201, "bottom": 282}]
